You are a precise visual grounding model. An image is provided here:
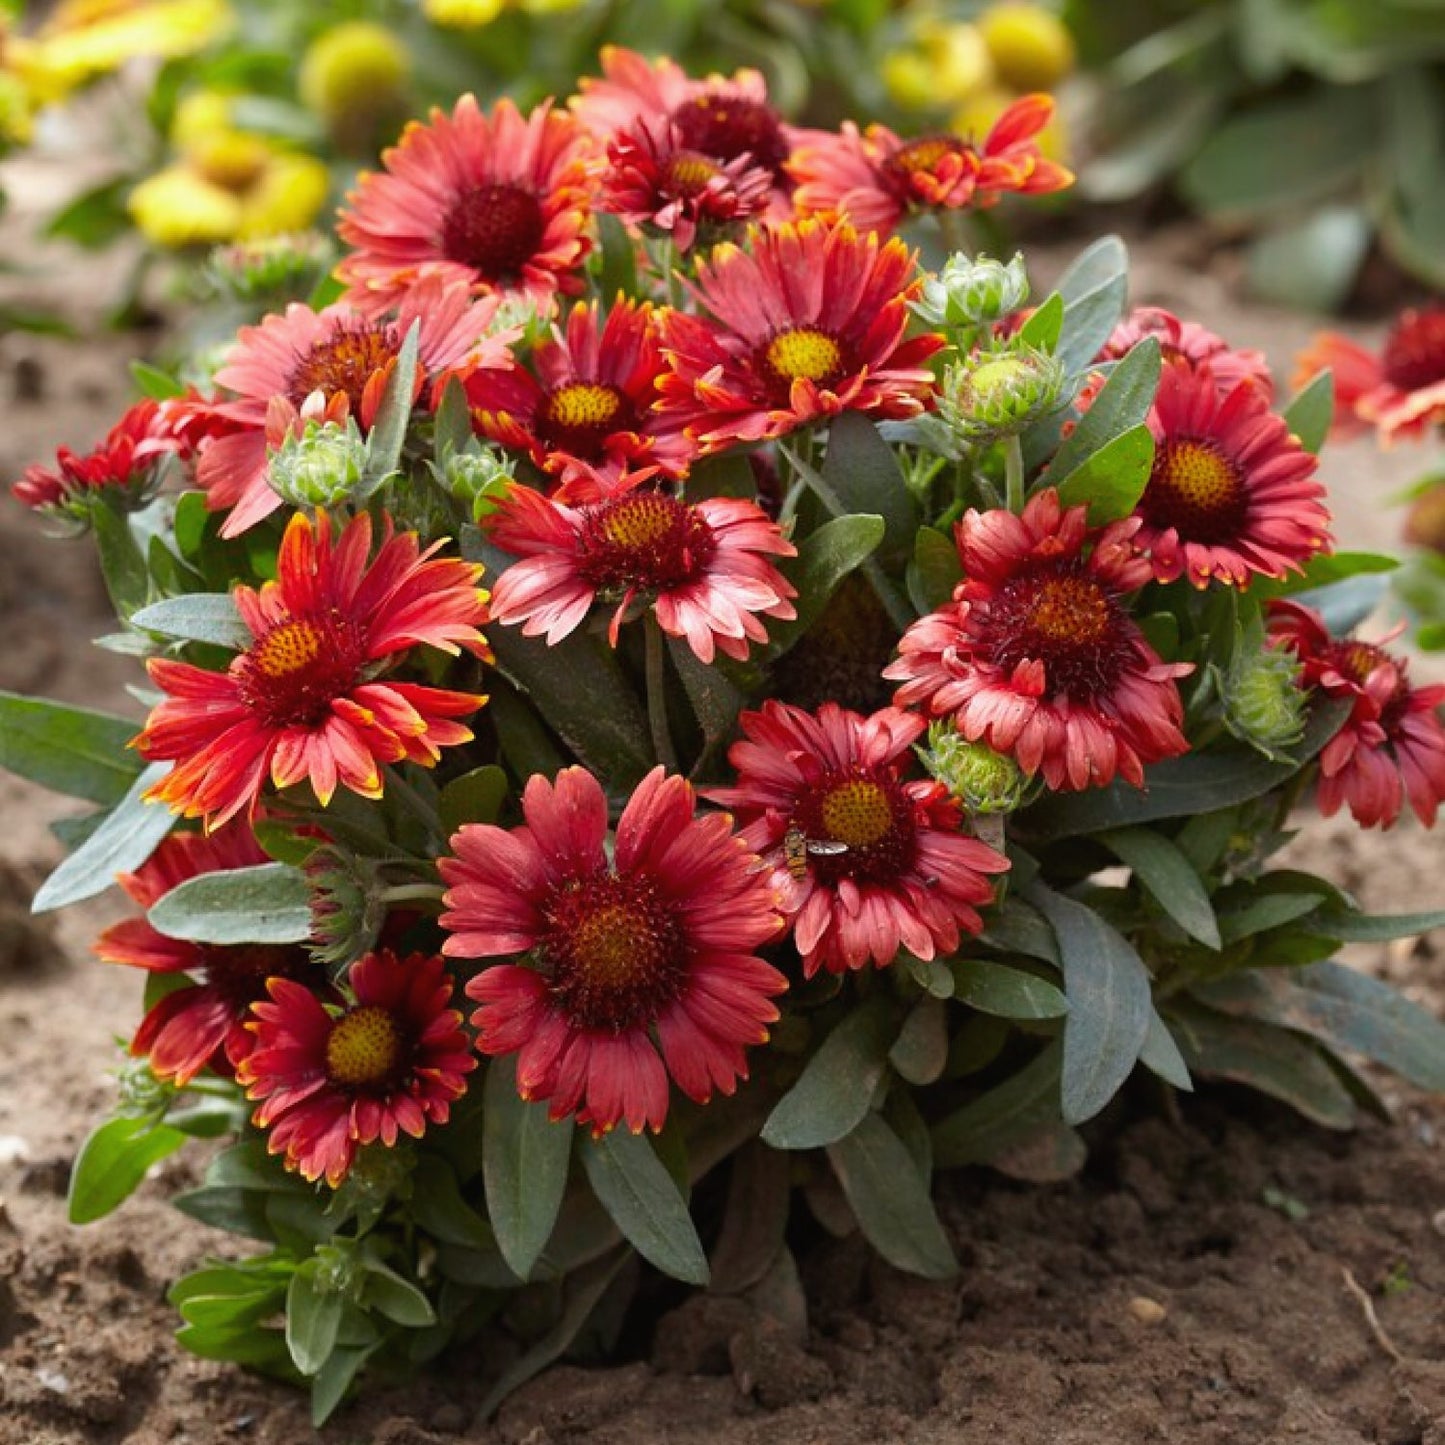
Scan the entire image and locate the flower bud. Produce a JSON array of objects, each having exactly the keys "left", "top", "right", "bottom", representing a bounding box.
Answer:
[
  {"left": 116, "top": 1056, "right": 174, "bottom": 1117},
  {"left": 912, "top": 252, "right": 1030, "bottom": 330},
  {"left": 939, "top": 344, "right": 1064, "bottom": 442},
  {"left": 305, "top": 845, "right": 385, "bottom": 969},
  {"left": 1217, "top": 638, "right": 1307, "bottom": 764},
  {"left": 918, "top": 722, "right": 1027, "bottom": 814},
  {"left": 298, "top": 22, "right": 411, "bottom": 152},
  {"left": 422, "top": 0, "right": 506, "bottom": 27},
  {"left": 440, "top": 445, "right": 517, "bottom": 522},
  {"left": 979, "top": 3, "right": 1077, "bottom": 92},
  {"left": 268, "top": 418, "right": 369, "bottom": 510},
  {"left": 204, "top": 231, "right": 332, "bottom": 301}
]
